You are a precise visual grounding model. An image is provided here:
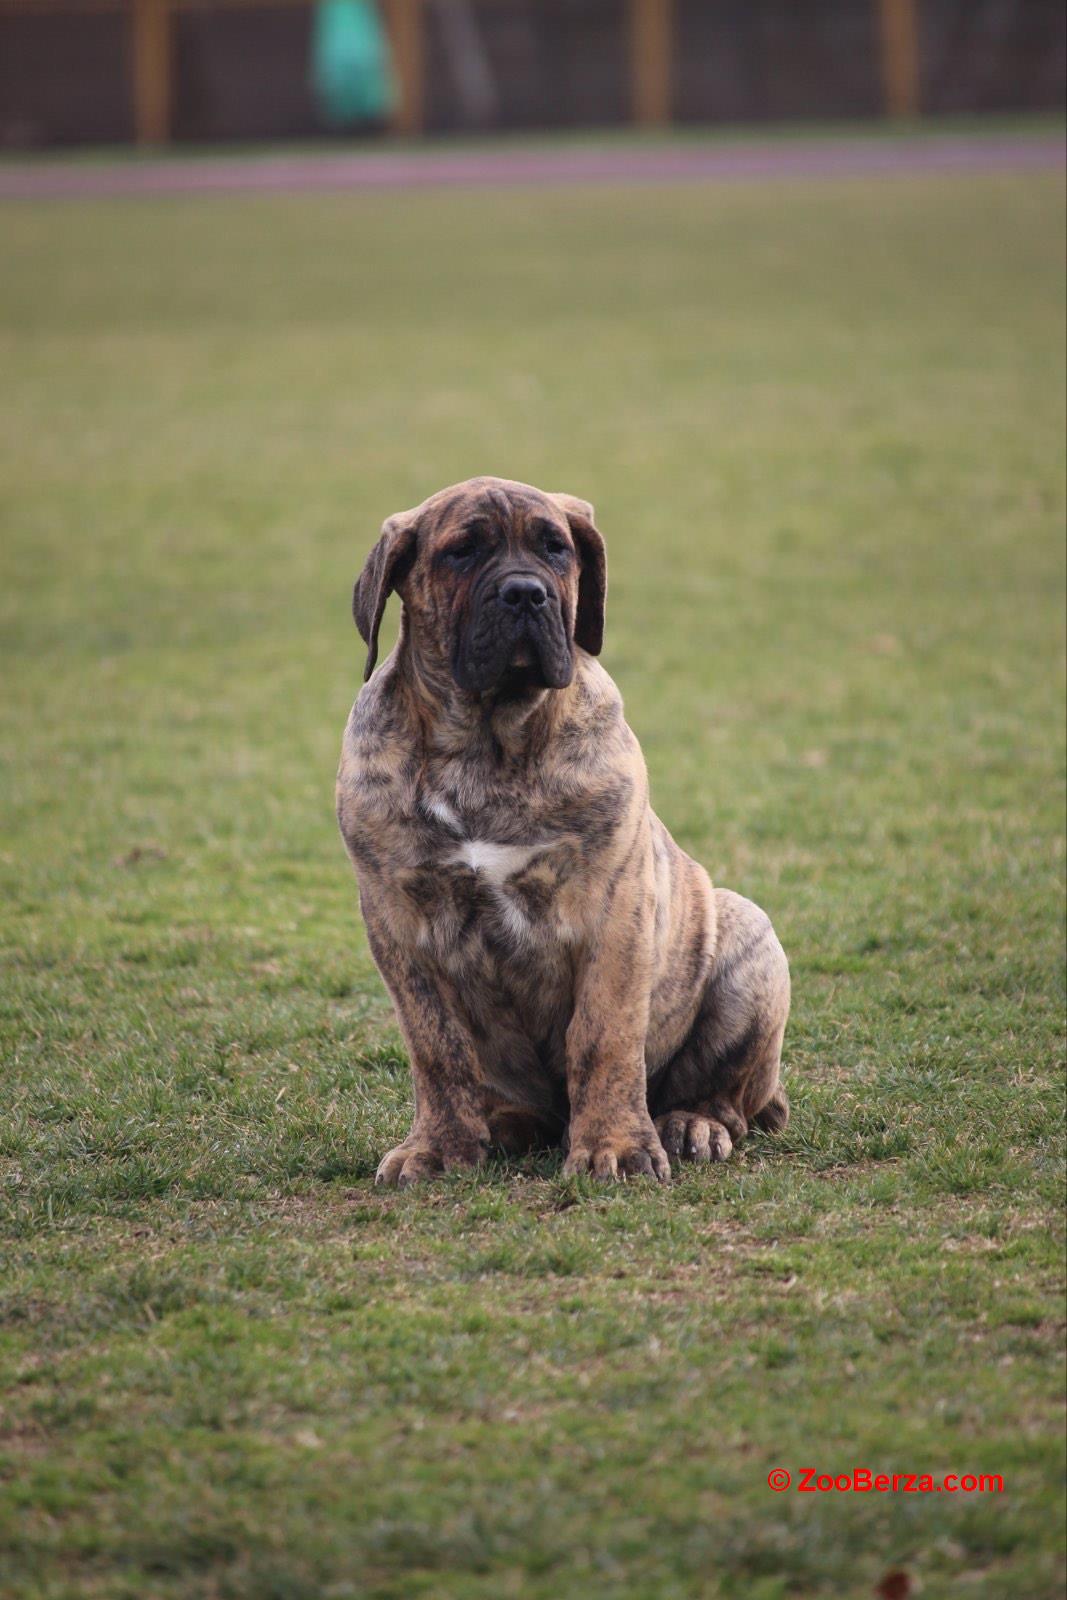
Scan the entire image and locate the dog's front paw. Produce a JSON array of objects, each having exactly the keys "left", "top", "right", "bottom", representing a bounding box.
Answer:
[
  {"left": 562, "top": 1116, "right": 670, "bottom": 1182},
  {"left": 375, "top": 1127, "right": 488, "bottom": 1187}
]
